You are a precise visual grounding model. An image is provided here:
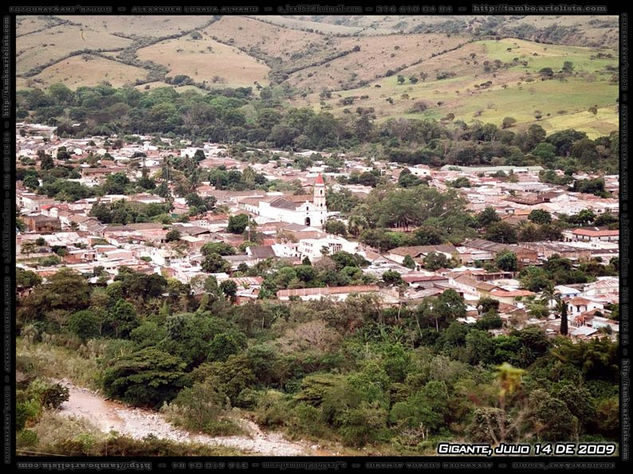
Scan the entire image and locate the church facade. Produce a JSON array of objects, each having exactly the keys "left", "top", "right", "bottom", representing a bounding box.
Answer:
[{"left": 244, "top": 175, "right": 330, "bottom": 228}]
